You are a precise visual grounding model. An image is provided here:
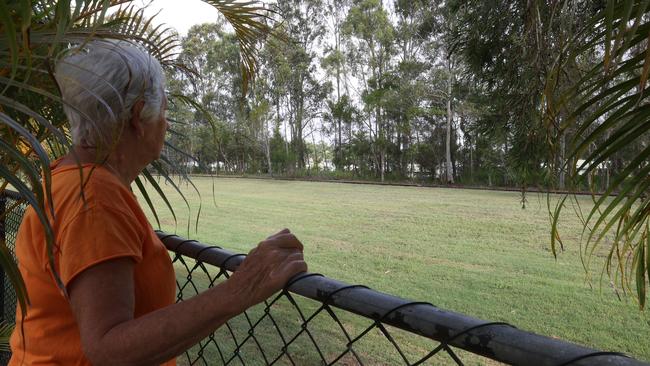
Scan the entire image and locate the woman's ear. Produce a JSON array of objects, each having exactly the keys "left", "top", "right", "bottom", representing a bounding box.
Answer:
[{"left": 129, "top": 100, "right": 146, "bottom": 138}]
